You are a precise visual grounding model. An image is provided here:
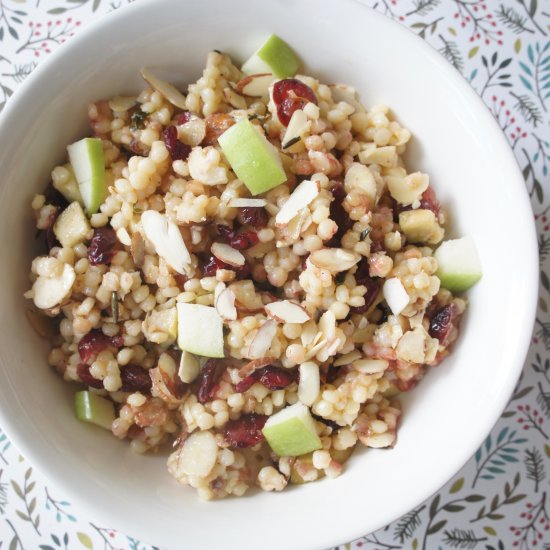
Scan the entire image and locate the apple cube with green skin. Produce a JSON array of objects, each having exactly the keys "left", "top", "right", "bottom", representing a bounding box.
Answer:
[
  {"left": 177, "top": 303, "right": 224, "bottom": 358},
  {"left": 219, "top": 118, "right": 287, "bottom": 195},
  {"left": 74, "top": 391, "right": 115, "bottom": 430},
  {"left": 67, "top": 137, "right": 106, "bottom": 215},
  {"left": 242, "top": 34, "right": 300, "bottom": 78},
  {"left": 262, "top": 402, "right": 322, "bottom": 457},
  {"left": 435, "top": 236, "right": 482, "bottom": 292}
]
